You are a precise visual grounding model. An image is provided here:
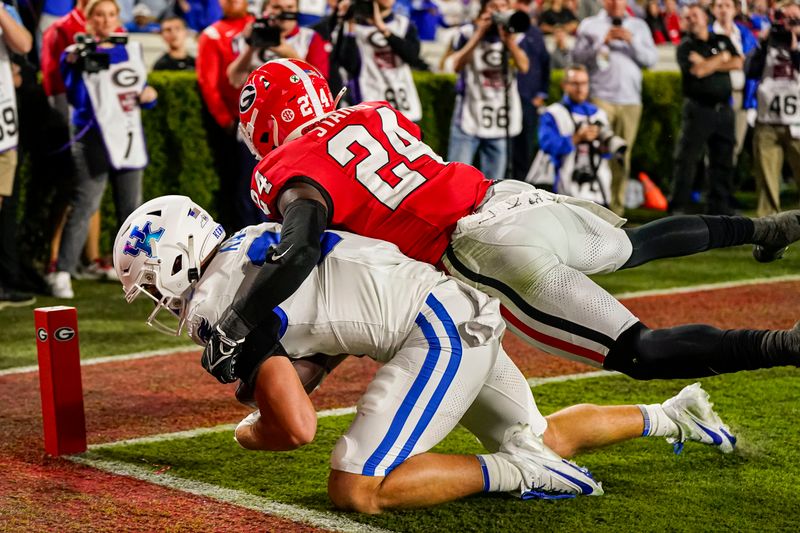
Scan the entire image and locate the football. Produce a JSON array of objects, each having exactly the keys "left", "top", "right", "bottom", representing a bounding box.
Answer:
[{"left": 293, "top": 356, "right": 329, "bottom": 394}]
